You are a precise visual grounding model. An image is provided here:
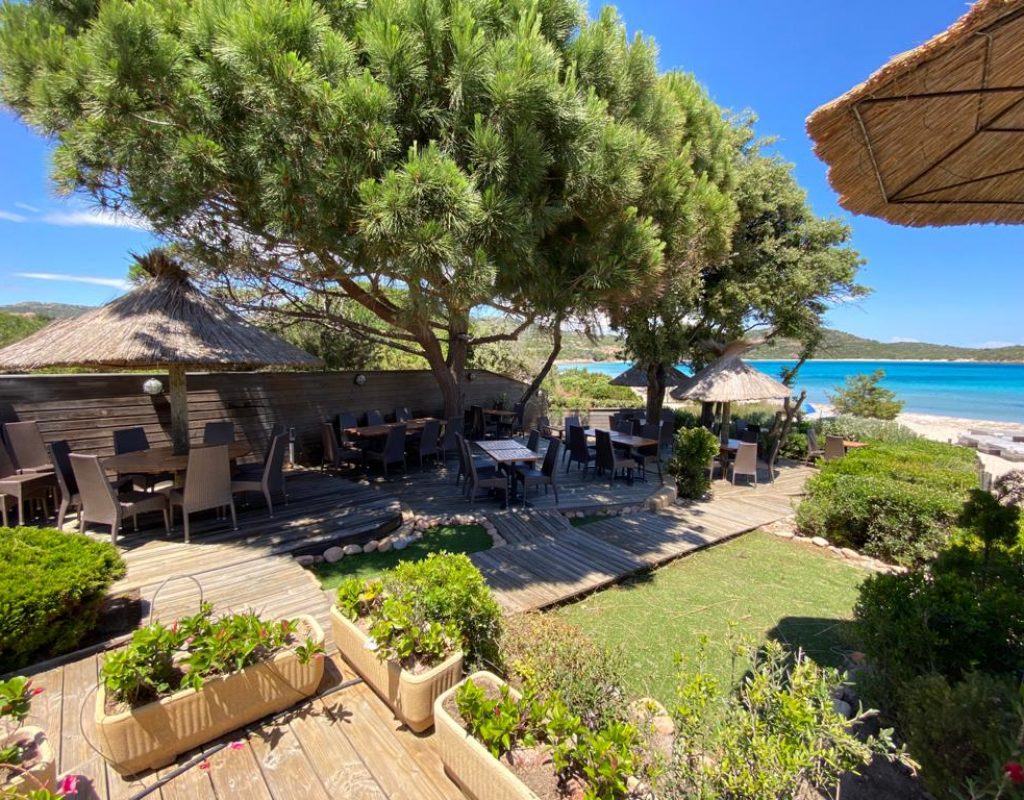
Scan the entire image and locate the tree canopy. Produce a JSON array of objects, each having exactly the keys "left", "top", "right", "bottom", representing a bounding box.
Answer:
[{"left": 0, "top": 0, "right": 738, "bottom": 414}]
